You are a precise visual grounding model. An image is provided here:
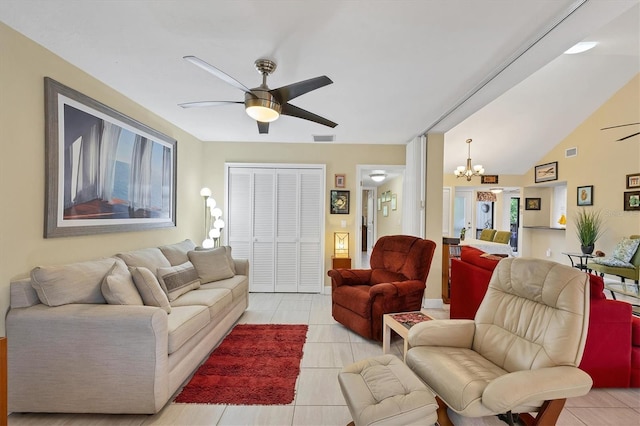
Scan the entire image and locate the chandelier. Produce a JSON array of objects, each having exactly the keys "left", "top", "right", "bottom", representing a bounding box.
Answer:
[{"left": 454, "top": 138, "right": 485, "bottom": 181}]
